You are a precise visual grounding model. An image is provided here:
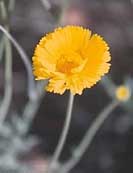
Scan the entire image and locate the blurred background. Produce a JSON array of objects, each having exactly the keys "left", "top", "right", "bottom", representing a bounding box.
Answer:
[{"left": 0, "top": 0, "right": 133, "bottom": 173}]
